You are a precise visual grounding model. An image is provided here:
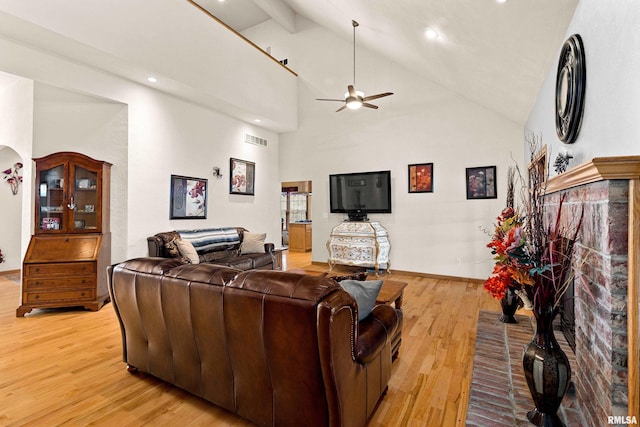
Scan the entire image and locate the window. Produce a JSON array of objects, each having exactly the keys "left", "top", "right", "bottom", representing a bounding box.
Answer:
[{"left": 289, "top": 192, "right": 308, "bottom": 223}]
